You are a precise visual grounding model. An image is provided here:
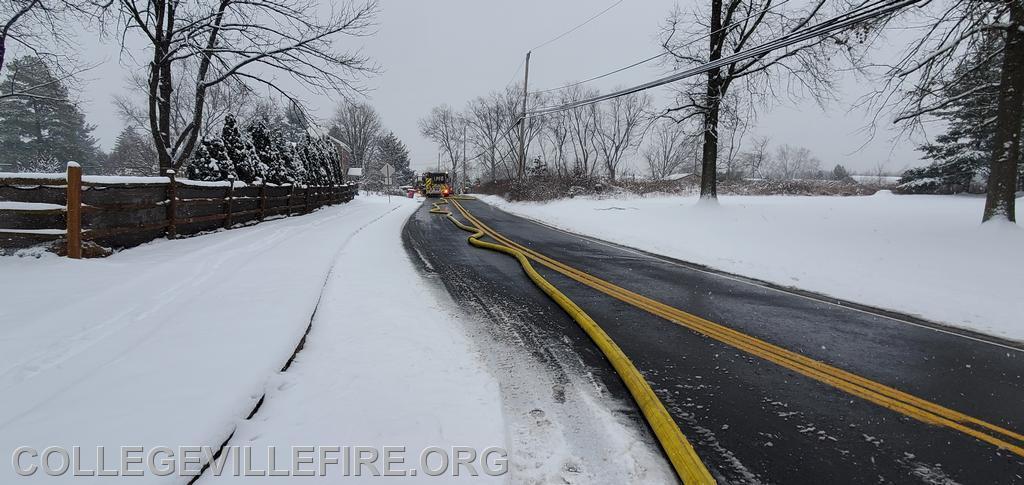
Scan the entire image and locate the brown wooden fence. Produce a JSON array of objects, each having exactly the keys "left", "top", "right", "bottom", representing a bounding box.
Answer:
[{"left": 0, "top": 164, "right": 357, "bottom": 257}]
